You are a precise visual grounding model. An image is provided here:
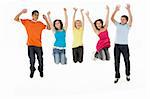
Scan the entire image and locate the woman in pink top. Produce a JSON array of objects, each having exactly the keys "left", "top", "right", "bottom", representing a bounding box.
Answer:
[{"left": 86, "top": 5, "right": 110, "bottom": 60}]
